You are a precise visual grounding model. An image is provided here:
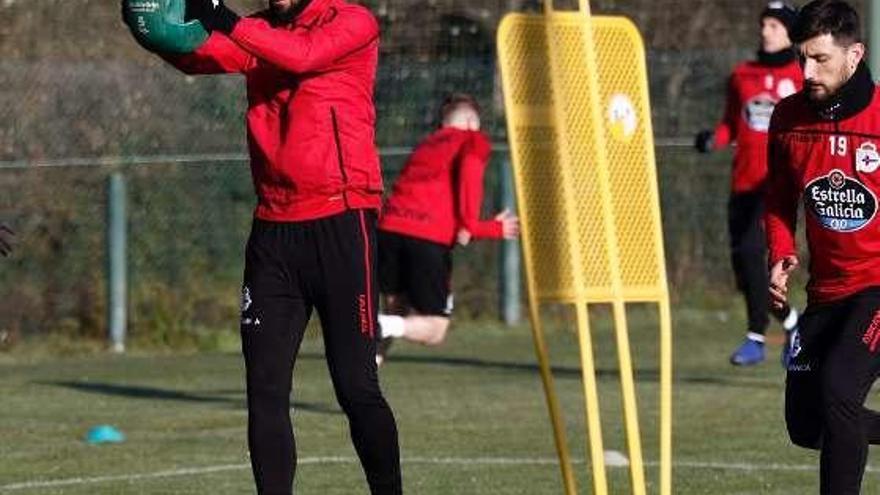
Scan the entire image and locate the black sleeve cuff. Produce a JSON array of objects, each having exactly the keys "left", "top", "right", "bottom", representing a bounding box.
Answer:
[{"left": 214, "top": 6, "right": 240, "bottom": 35}]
